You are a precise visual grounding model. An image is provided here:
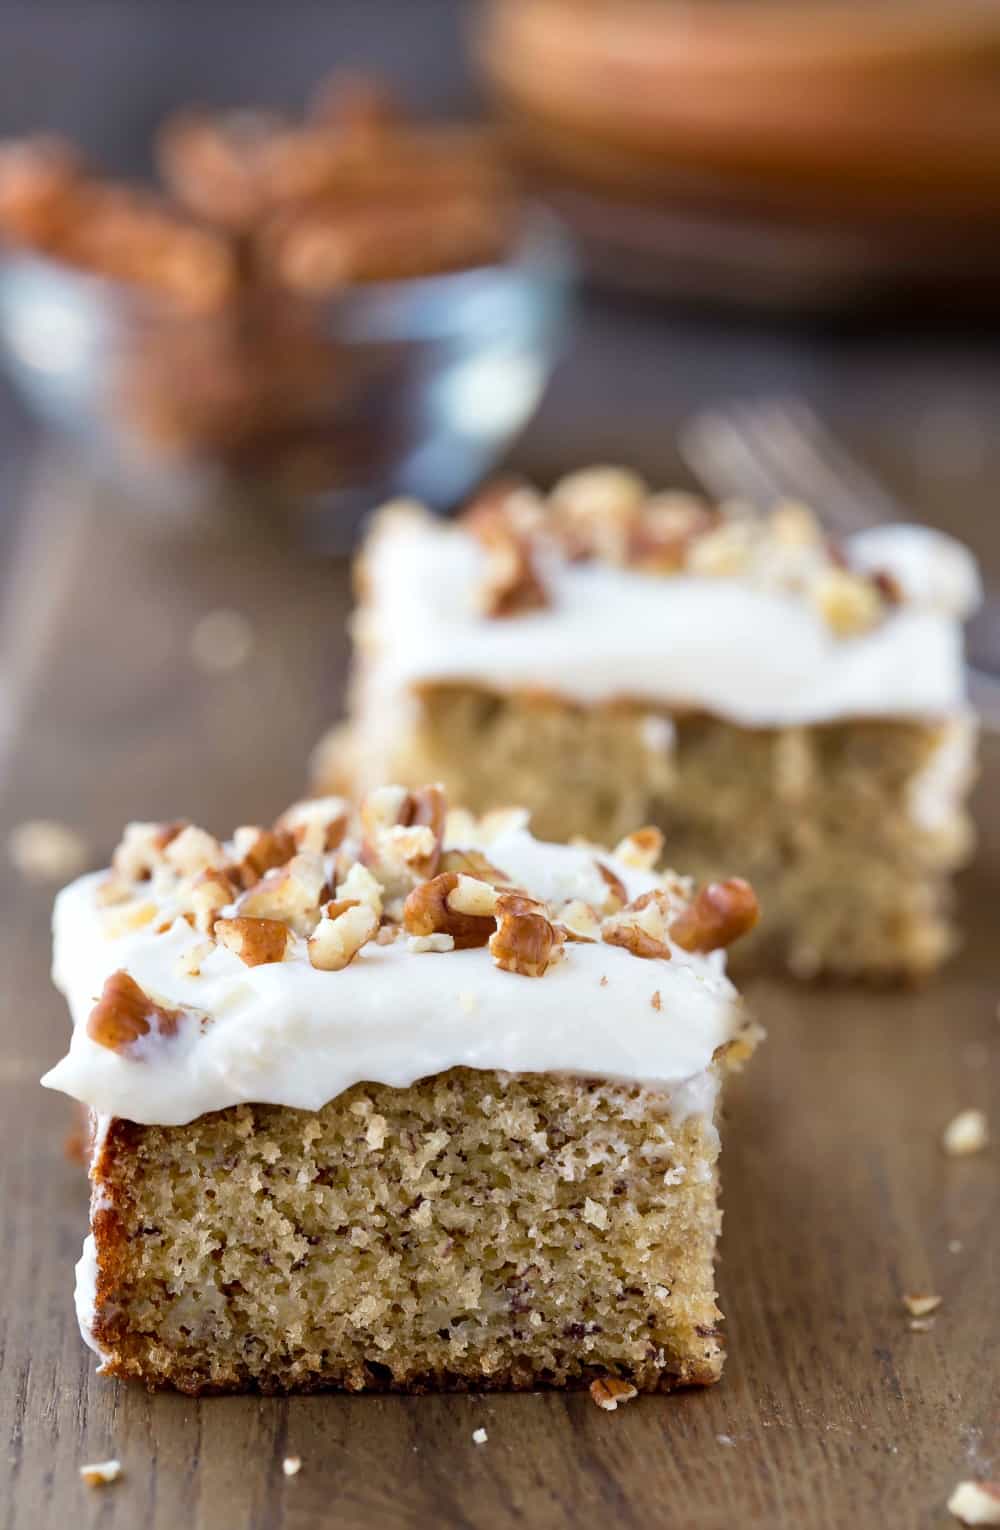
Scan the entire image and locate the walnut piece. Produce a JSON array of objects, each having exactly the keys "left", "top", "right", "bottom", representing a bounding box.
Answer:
[
  {"left": 403, "top": 871, "right": 494, "bottom": 950},
  {"left": 669, "top": 878, "right": 760, "bottom": 953},
  {"left": 215, "top": 915, "right": 291, "bottom": 967},
  {"left": 589, "top": 1377, "right": 638, "bottom": 1411},
  {"left": 307, "top": 900, "right": 378, "bottom": 971},
  {"left": 86, "top": 970, "right": 183, "bottom": 1053},
  {"left": 489, "top": 891, "right": 564, "bottom": 976}
]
